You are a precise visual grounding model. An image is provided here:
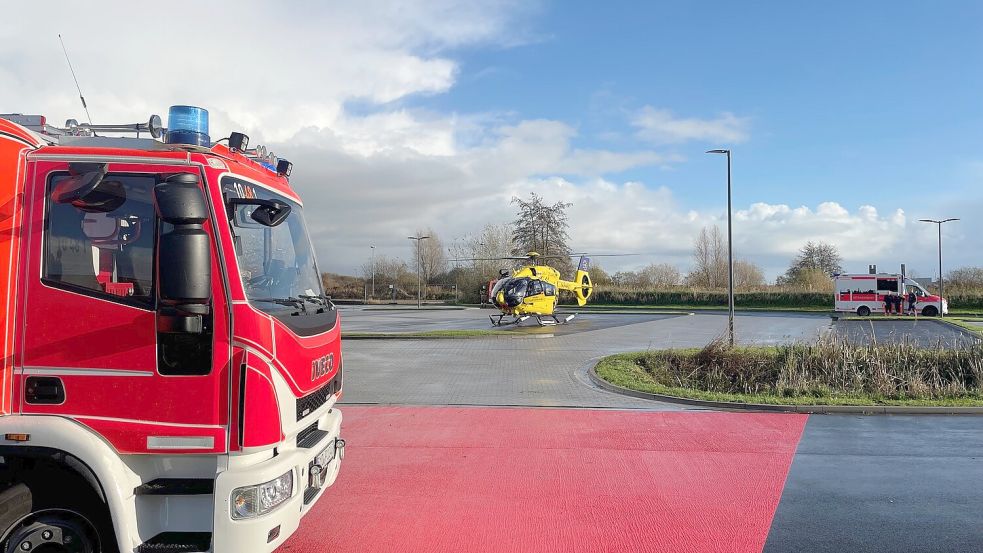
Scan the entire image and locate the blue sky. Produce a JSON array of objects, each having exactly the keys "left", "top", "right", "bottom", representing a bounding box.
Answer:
[
  {"left": 4, "top": 1, "right": 980, "bottom": 279},
  {"left": 422, "top": 0, "right": 983, "bottom": 210}
]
